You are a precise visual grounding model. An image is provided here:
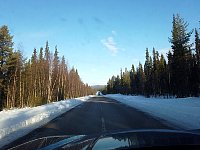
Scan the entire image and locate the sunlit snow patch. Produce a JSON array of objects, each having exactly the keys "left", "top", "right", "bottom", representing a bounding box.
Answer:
[
  {"left": 105, "top": 94, "right": 200, "bottom": 130},
  {"left": 0, "top": 96, "right": 93, "bottom": 148}
]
